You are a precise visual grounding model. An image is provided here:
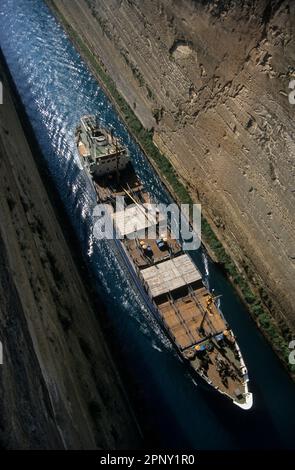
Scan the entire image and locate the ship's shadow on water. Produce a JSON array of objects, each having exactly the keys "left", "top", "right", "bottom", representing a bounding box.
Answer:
[{"left": 0, "top": 0, "right": 295, "bottom": 450}]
